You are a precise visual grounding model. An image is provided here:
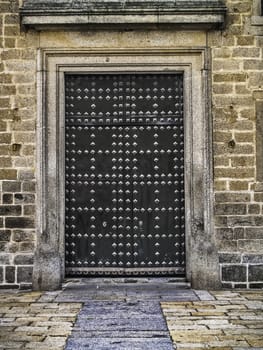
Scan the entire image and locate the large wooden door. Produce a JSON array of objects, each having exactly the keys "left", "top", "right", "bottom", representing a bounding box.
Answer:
[{"left": 65, "top": 73, "right": 185, "bottom": 276}]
